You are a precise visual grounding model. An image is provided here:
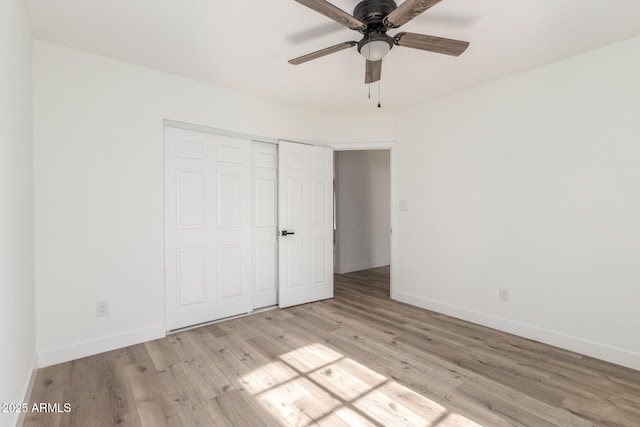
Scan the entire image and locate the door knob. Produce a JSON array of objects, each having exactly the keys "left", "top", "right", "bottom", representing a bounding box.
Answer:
[{"left": 281, "top": 230, "right": 295, "bottom": 236}]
